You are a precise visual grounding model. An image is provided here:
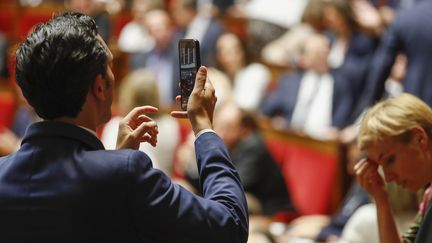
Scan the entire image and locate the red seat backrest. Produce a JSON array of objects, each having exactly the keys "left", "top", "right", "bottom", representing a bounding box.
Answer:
[
  {"left": 263, "top": 128, "right": 341, "bottom": 217},
  {"left": 281, "top": 144, "right": 338, "bottom": 215}
]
